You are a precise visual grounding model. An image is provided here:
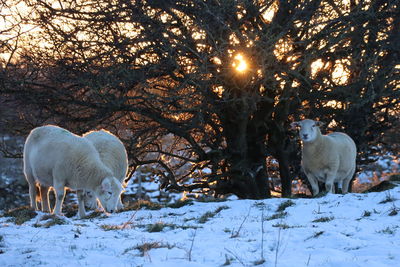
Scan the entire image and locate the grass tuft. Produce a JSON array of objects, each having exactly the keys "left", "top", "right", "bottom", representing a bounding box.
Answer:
[
  {"left": 3, "top": 206, "right": 37, "bottom": 225},
  {"left": 362, "top": 210, "right": 371, "bottom": 217},
  {"left": 364, "top": 181, "right": 396, "bottom": 193},
  {"left": 276, "top": 200, "right": 295, "bottom": 212},
  {"left": 266, "top": 211, "right": 287, "bottom": 221},
  {"left": 124, "top": 242, "right": 174, "bottom": 256},
  {"left": 83, "top": 211, "right": 107, "bottom": 219},
  {"left": 197, "top": 206, "right": 229, "bottom": 224},
  {"left": 312, "top": 216, "right": 334, "bottom": 223},
  {"left": 123, "top": 200, "right": 163, "bottom": 211},
  {"left": 100, "top": 224, "right": 122, "bottom": 231},
  {"left": 379, "top": 193, "right": 397, "bottom": 204},
  {"left": 147, "top": 222, "right": 166, "bottom": 232},
  {"left": 167, "top": 199, "right": 193, "bottom": 209},
  {"left": 272, "top": 223, "right": 290, "bottom": 229},
  {"left": 378, "top": 226, "right": 397, "bottom": 235},
  {"left": 33, "top": 214, "right": 68, "bottom": 228},
  {"left": 305, "top": 231, "right": 325, "bottom": 240},
  {"left": 388, "top": 207, "right": 398, "bottom": 216}
]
